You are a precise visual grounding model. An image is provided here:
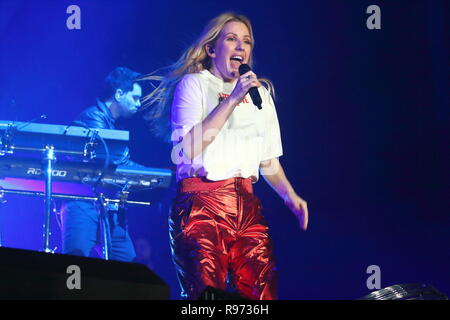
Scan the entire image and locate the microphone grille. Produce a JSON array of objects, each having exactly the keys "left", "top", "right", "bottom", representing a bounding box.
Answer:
[{"left": 238, "top": 64, "right": 251, "bottom": 75}]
